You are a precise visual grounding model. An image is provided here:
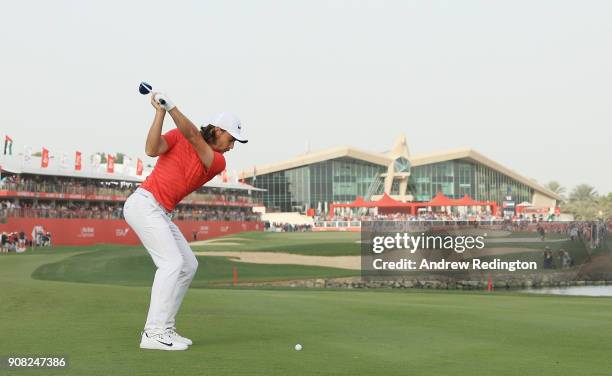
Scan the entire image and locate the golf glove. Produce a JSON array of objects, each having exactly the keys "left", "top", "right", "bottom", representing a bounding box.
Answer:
[{"left": 154, "top": 93, "right": 176, "bottom": 112}]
